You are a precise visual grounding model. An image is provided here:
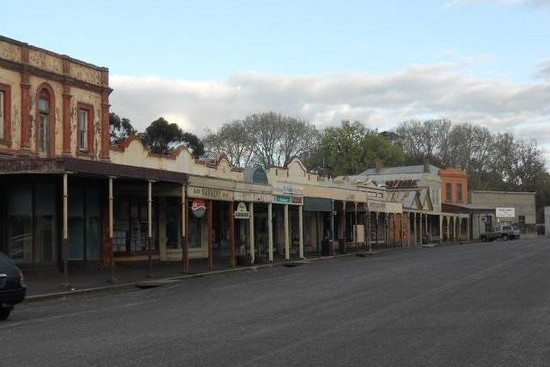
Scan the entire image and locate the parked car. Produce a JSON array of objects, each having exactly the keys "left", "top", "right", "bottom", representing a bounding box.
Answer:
[
  {"left": 480, "top": 225, "right": 520, "bottom": 242},
  {"left": 500, "top": 225, "right": 520, "bottom": 240},
  {"left": 0, "top": 251, "right": 27, "bottom": 320},
  {"left": 510, "top": 225, "right": 521, "bottom": 239}
]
